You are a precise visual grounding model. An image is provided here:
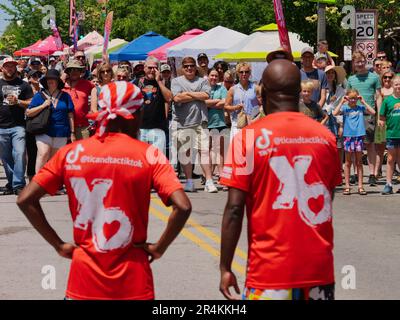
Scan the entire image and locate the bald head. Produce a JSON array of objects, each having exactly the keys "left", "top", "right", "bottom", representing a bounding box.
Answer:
[{"left": 262, "top": 59, "right": 301, "bottom": 114}]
